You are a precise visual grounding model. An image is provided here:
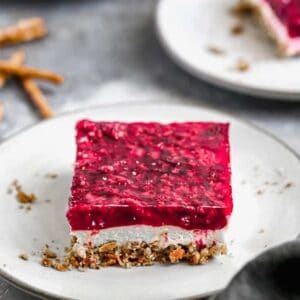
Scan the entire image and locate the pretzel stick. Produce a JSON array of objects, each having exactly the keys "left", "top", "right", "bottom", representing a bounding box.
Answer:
[
  {"left": 0, "top": 50, "right": 25, "bottom": 88},
  {"left": 0, "top": 102, "right": 4, "bottom": 122},
  {"left": 22, "top": 78, "right": 54, "bottom": 118},
  {"left": 11, "top": 50, "right": 55, "bottom": 118},
  {"left": 0, "top": 62, "right": 64, "bottom": 84},
  {"left": 0, "top": 18, "right": 47, "bottom": 47}
]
